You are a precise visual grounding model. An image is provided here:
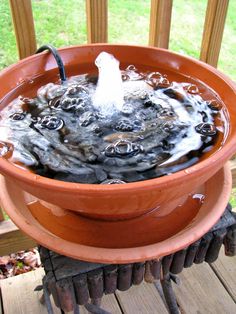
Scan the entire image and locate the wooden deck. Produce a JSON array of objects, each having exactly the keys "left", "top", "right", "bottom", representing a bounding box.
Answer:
[{"left": 0, "top": 248, "right": 235, "bottom": 314}]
